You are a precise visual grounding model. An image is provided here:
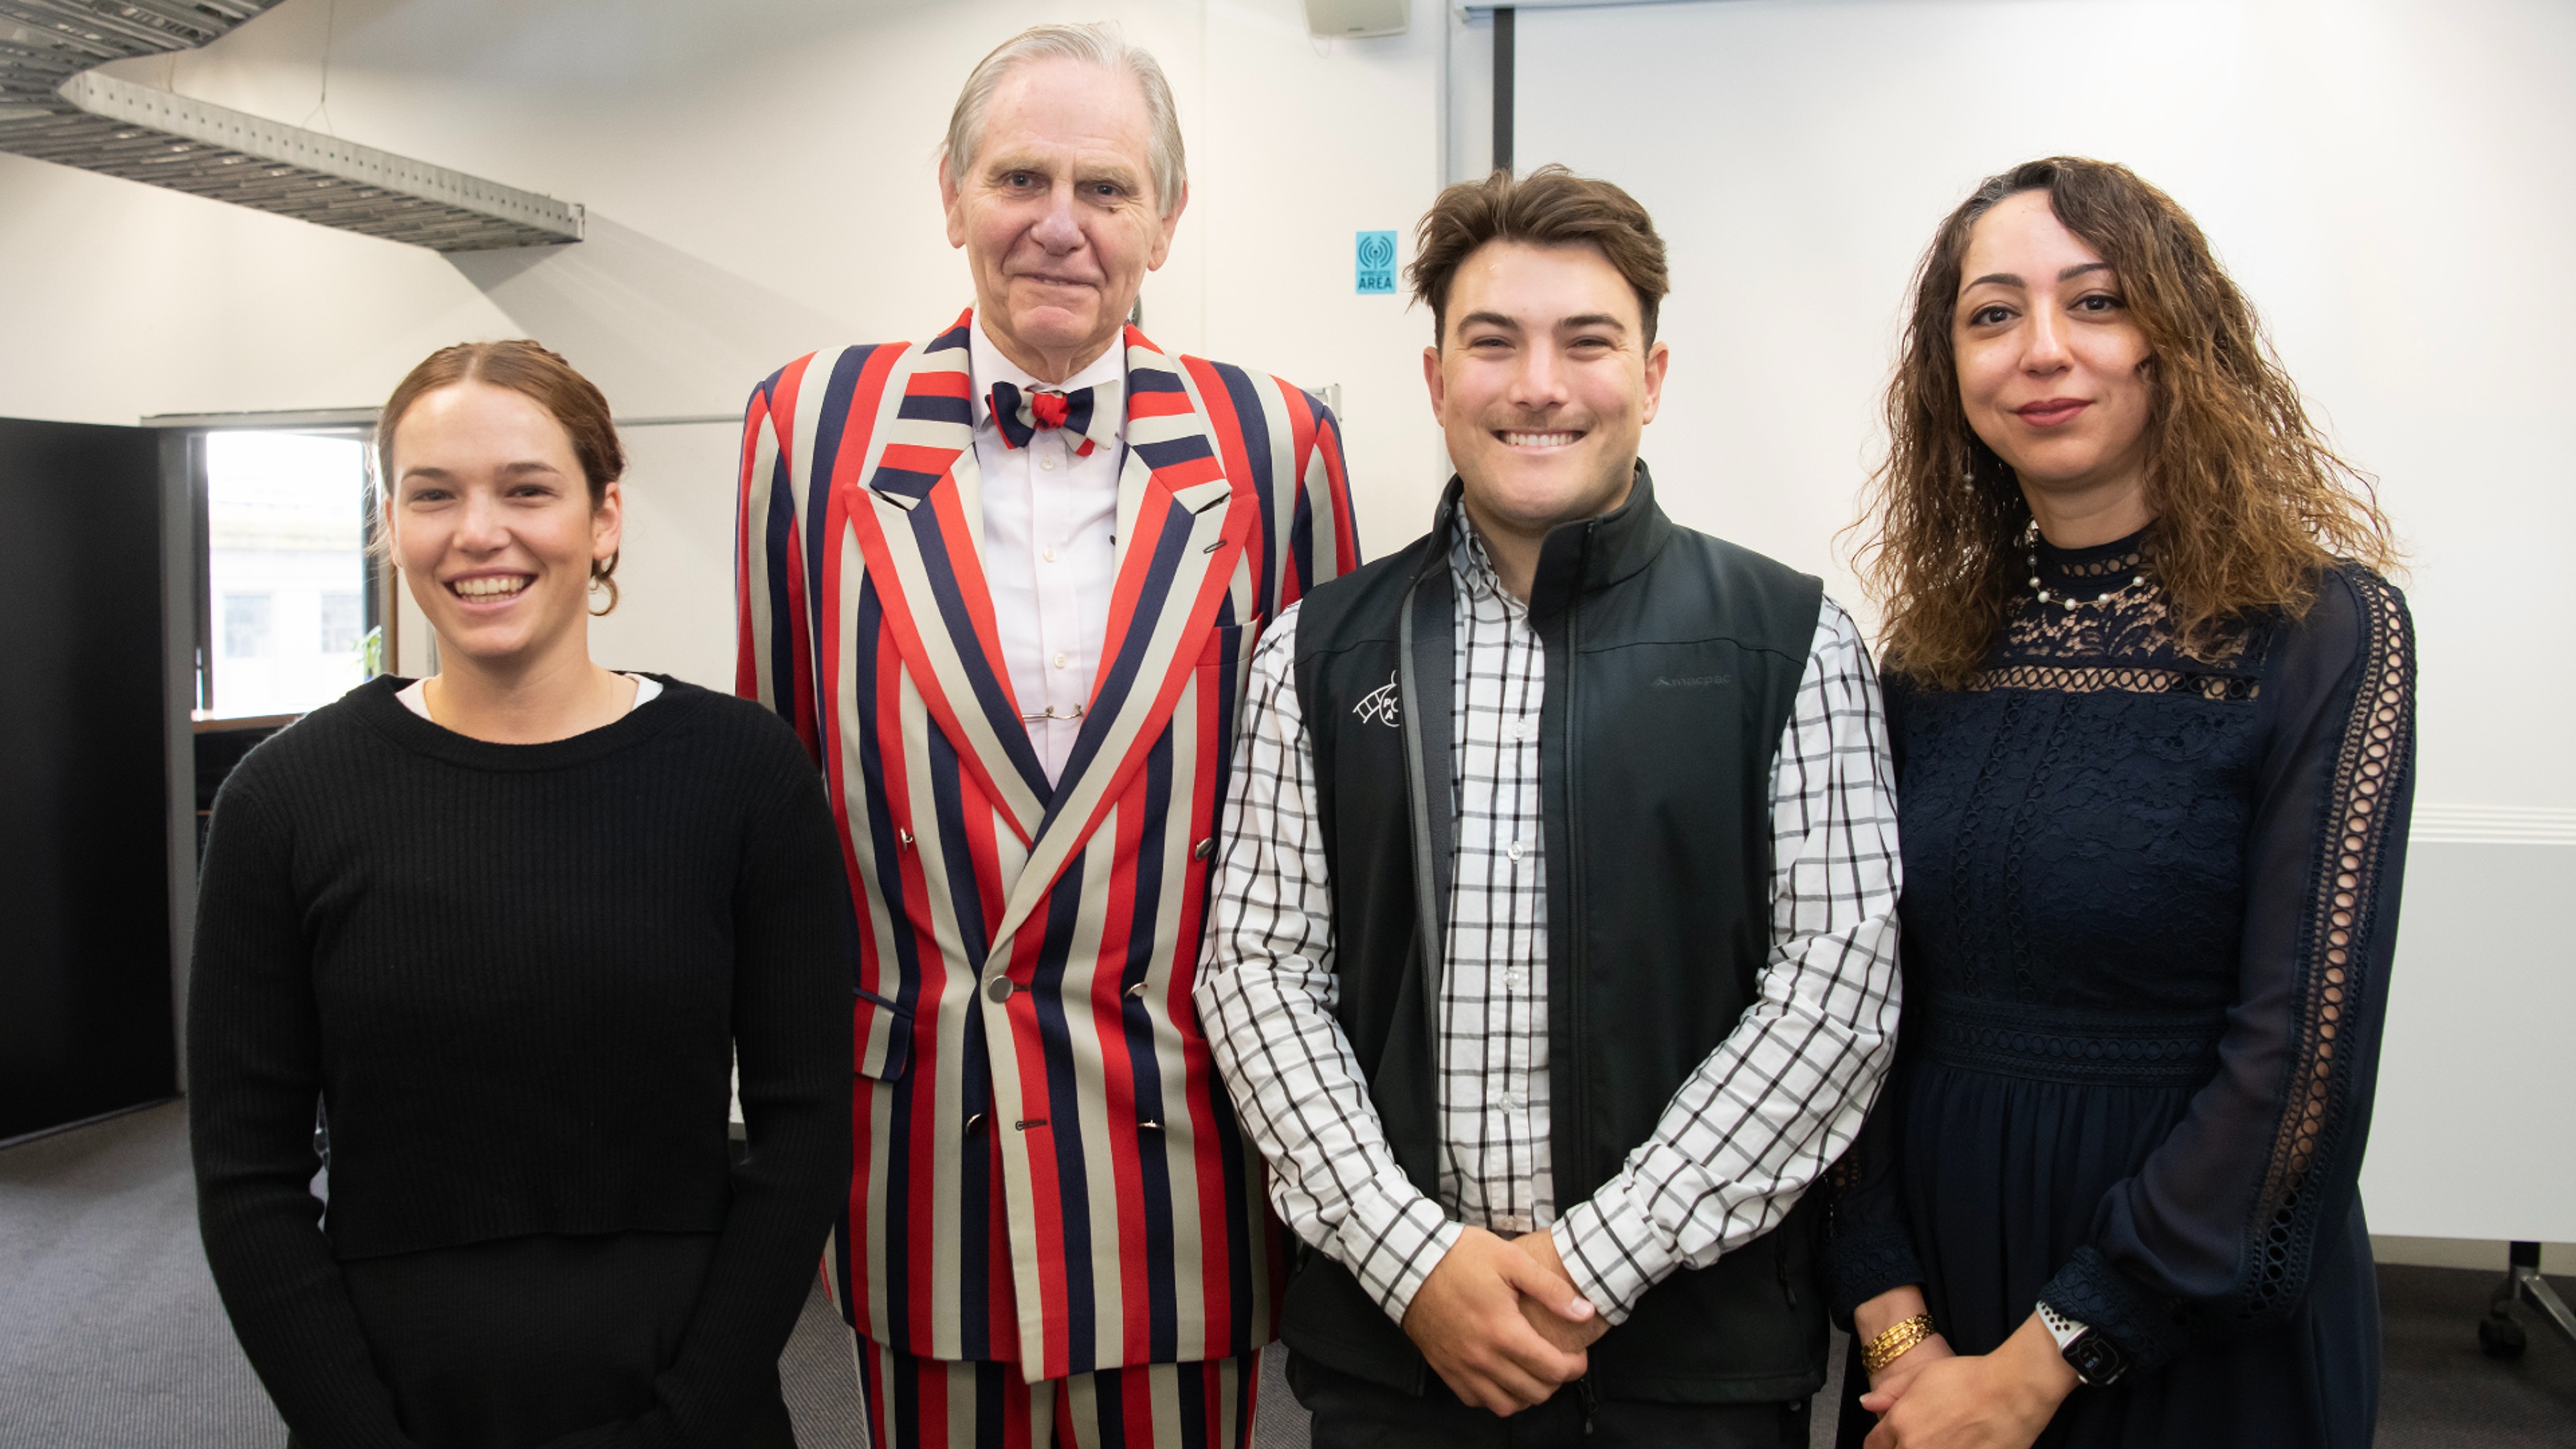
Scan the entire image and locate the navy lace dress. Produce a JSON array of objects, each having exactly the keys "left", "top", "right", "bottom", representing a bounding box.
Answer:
[{"left": 1824, "top": 533, "right": 2415, "bottom": 1447}]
